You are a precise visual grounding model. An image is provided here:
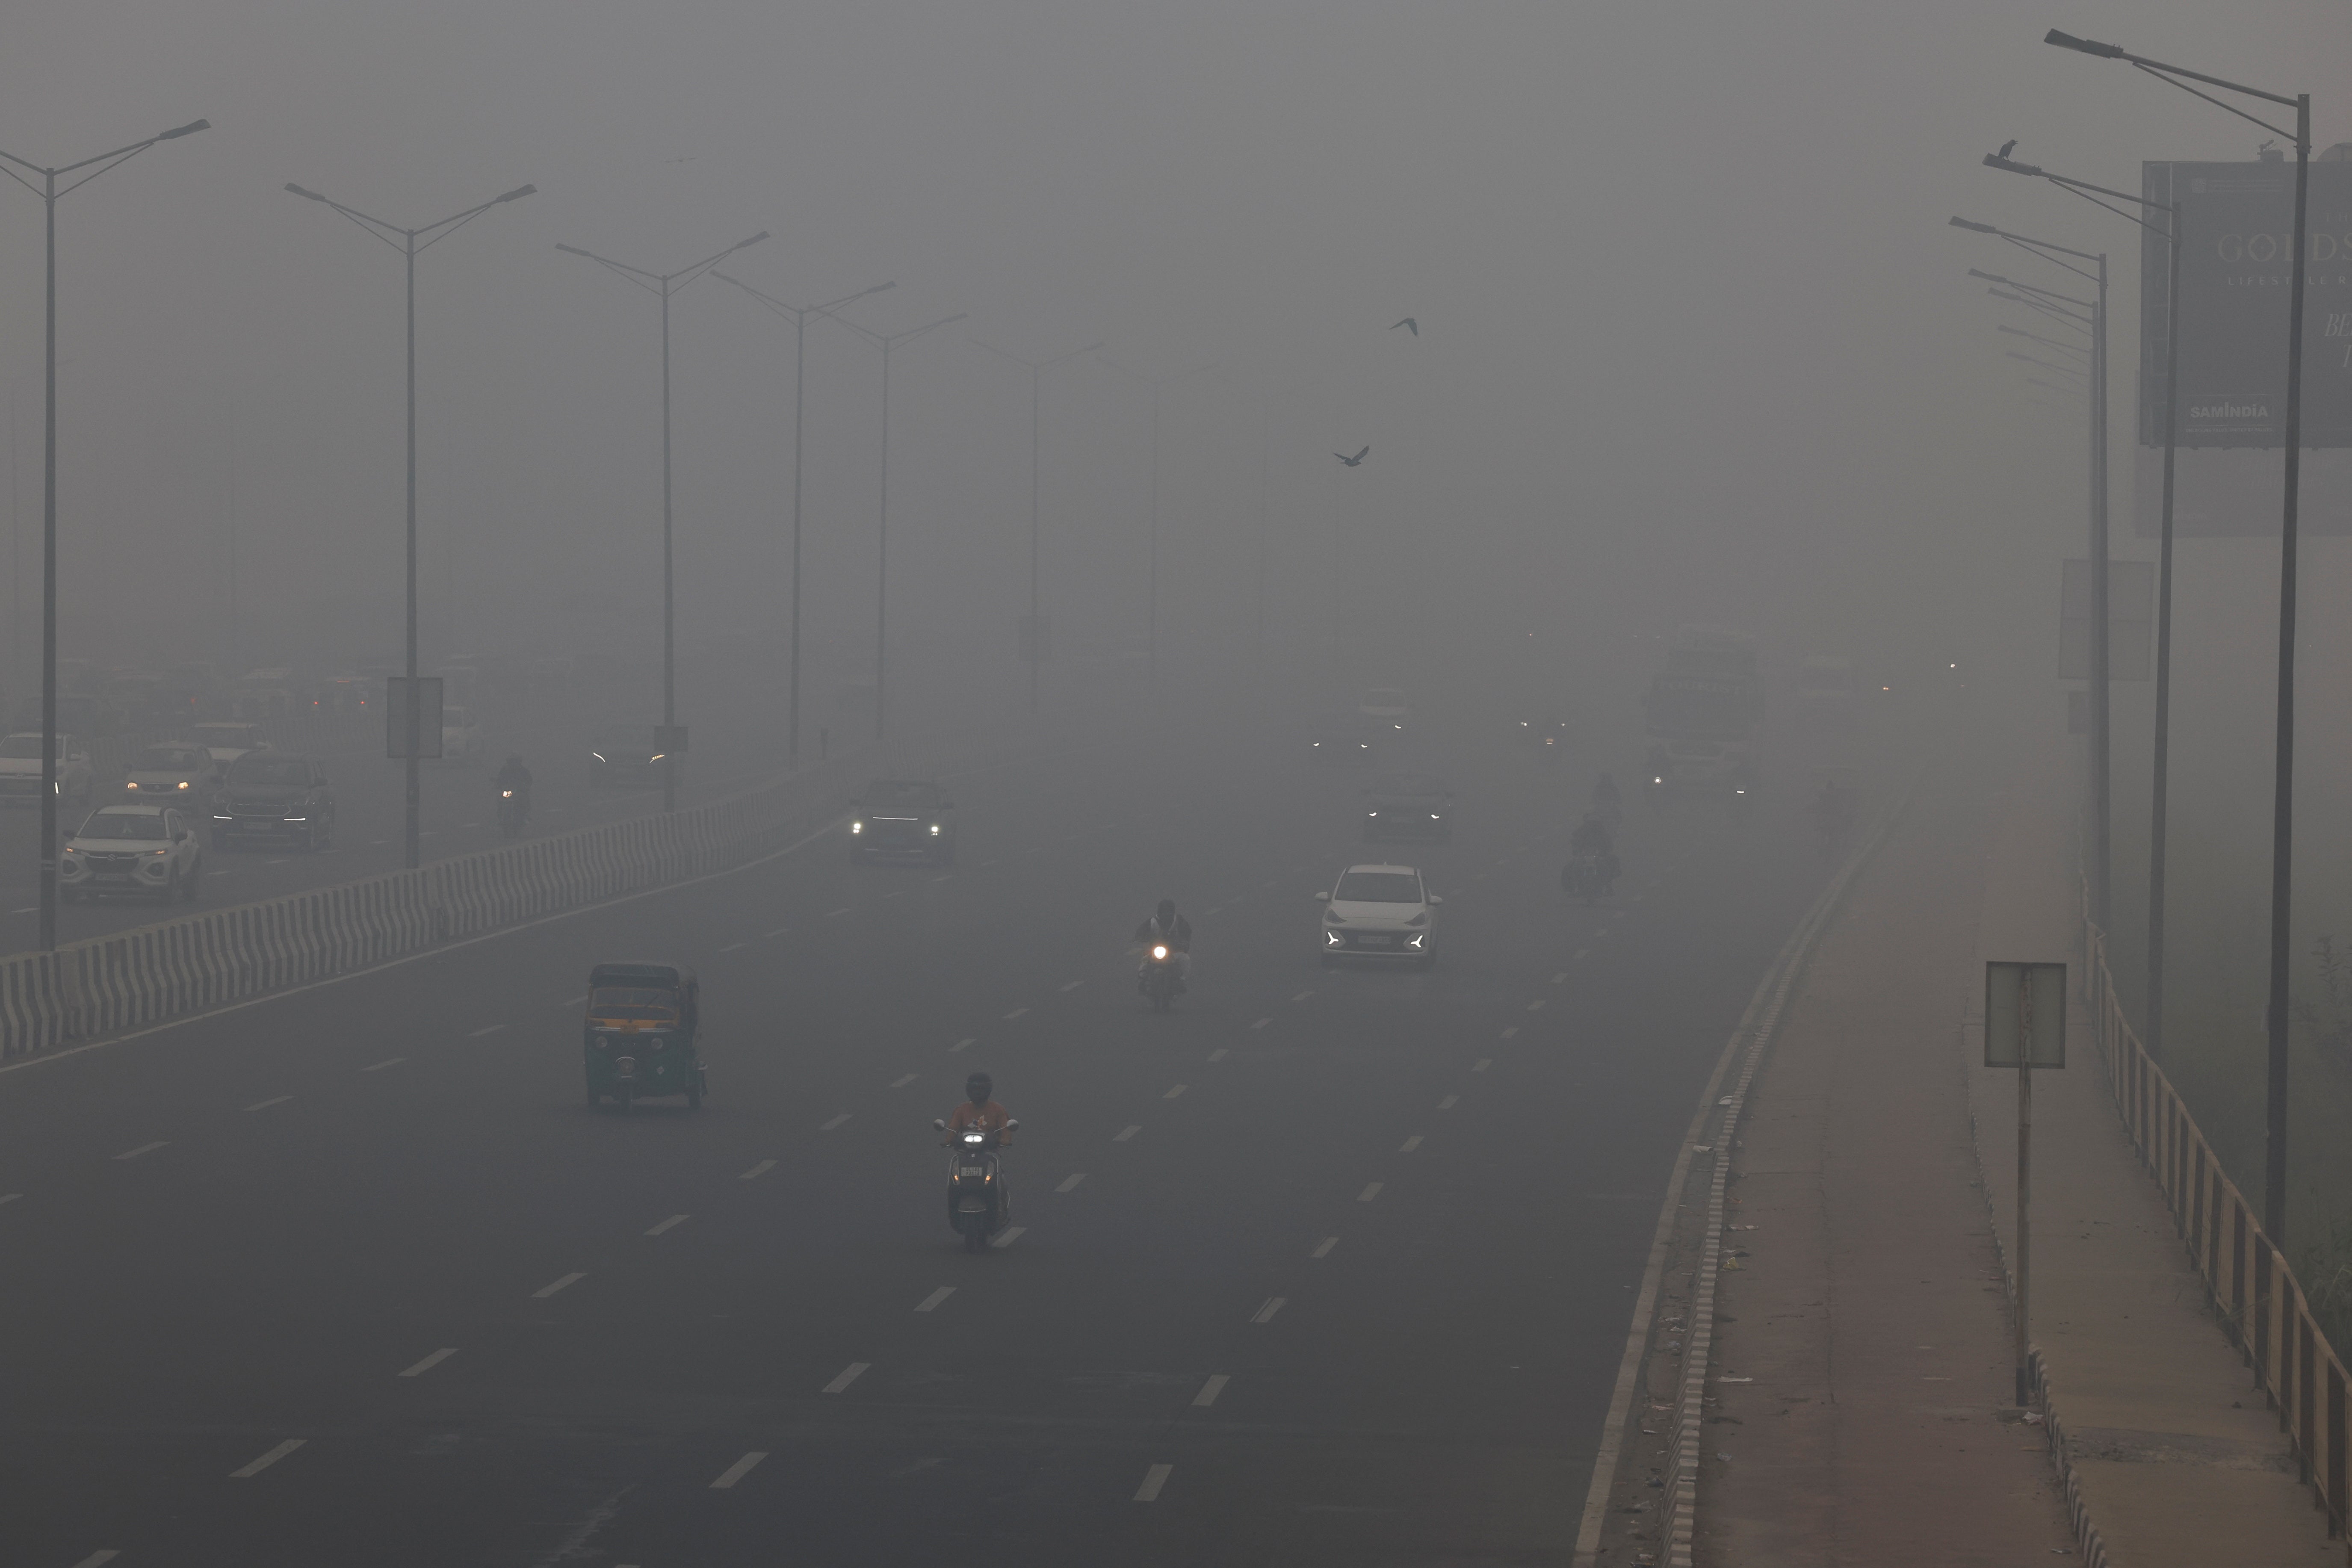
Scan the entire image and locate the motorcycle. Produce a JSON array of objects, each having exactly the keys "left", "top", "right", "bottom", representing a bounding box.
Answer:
[
  {"left": 1138, "top": 943, "right": 1186, "bottom": 1013},
  {"left": 1560, "top": 848, "right": 1620, "bottom": 904},
  {"left": 496, "top": 786, "right": 529, "bottom": 839},
  {"left": 933, "top": 1117, "right": 1018, "bottom": 1252}
]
